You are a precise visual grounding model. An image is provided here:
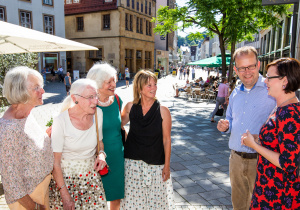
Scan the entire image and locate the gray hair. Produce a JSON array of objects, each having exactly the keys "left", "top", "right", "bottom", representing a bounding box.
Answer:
[
  {"left": 3, "top": 66, "right": 43, "bottom": 104},
  {"left": 233, "top": 46, "right": 258, "bottom": 63},
  {"left": 86, "top": 63, "right": 117, "bottom": 89},
  {"left": 60, "top": 78, "right": 98, "bottom": 112}
]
